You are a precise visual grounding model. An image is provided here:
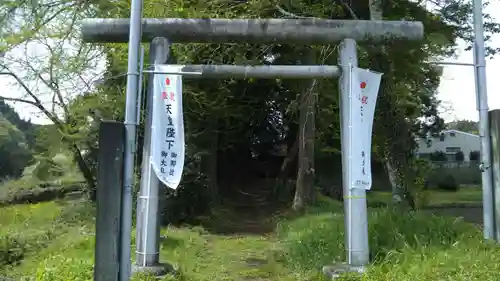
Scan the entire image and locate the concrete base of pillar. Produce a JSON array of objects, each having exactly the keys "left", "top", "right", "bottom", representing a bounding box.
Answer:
[
  {"left": 132, "top": 262, "right": 175, "bottom": 278},
  {"left": 322, "top": 263, "right": 365, "bottom": 280}
]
